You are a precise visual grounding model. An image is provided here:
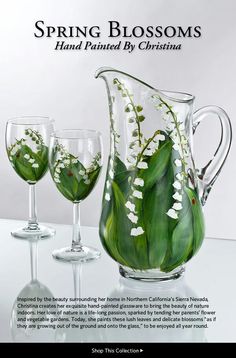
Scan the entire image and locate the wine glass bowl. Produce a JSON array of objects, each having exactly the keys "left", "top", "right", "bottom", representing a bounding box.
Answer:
[
  {"left": 49, "top": 129, "right": 103, "bottom": 263},
  {"left": 6, "top": 116, "right": 55, "bottom": 238},
  {"left": 50, "top": 130, "right": 102, "bottom": 204},
  {"left": 6, "top": 118, "right": 50, "bottom": 184}
]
